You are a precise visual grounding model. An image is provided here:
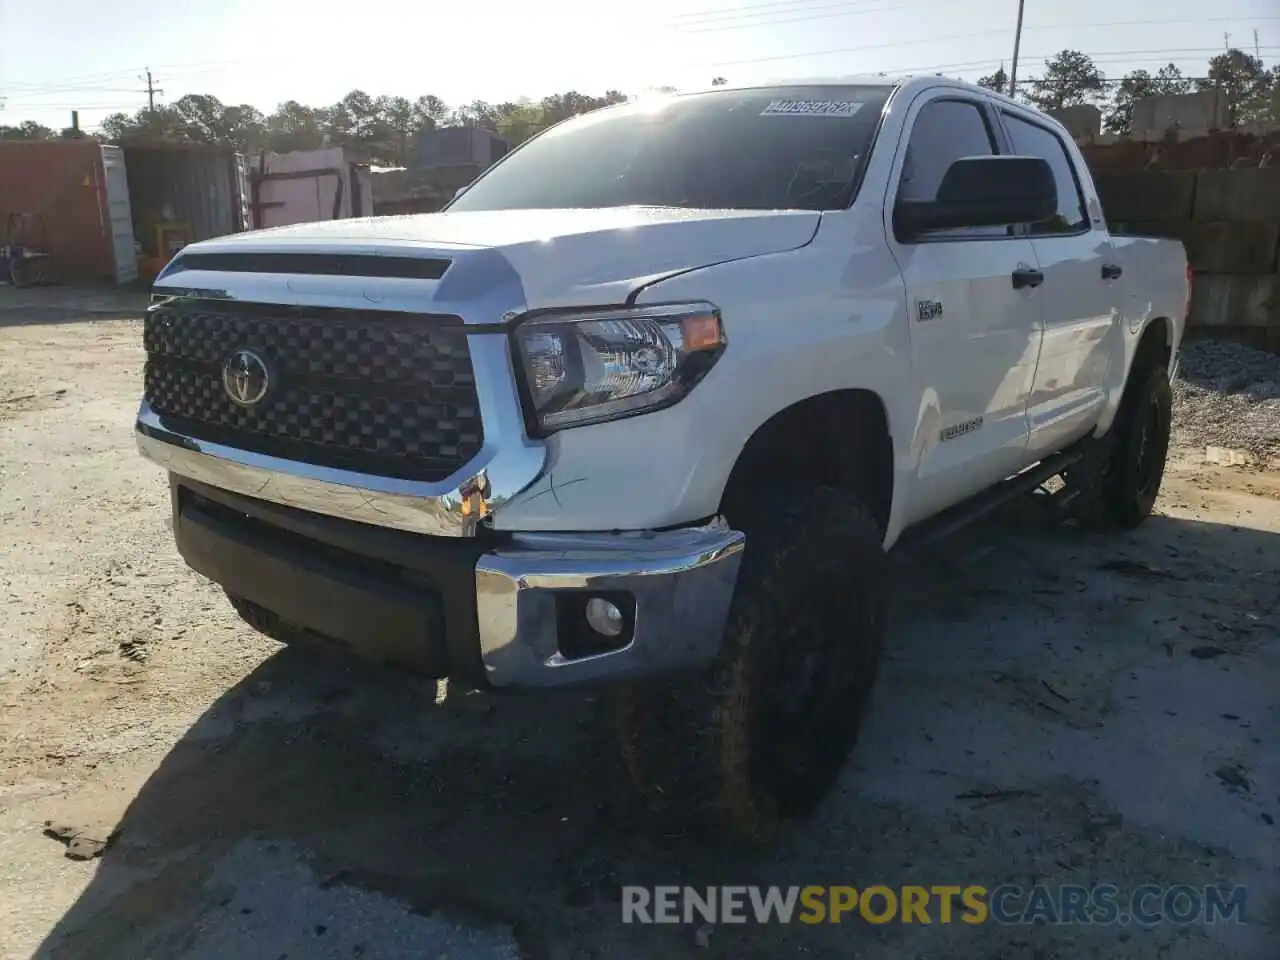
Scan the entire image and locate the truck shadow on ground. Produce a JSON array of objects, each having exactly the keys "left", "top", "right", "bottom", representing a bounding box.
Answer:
[{"left": 34, "top": 505, "right": 1280, "bottom": 960}]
